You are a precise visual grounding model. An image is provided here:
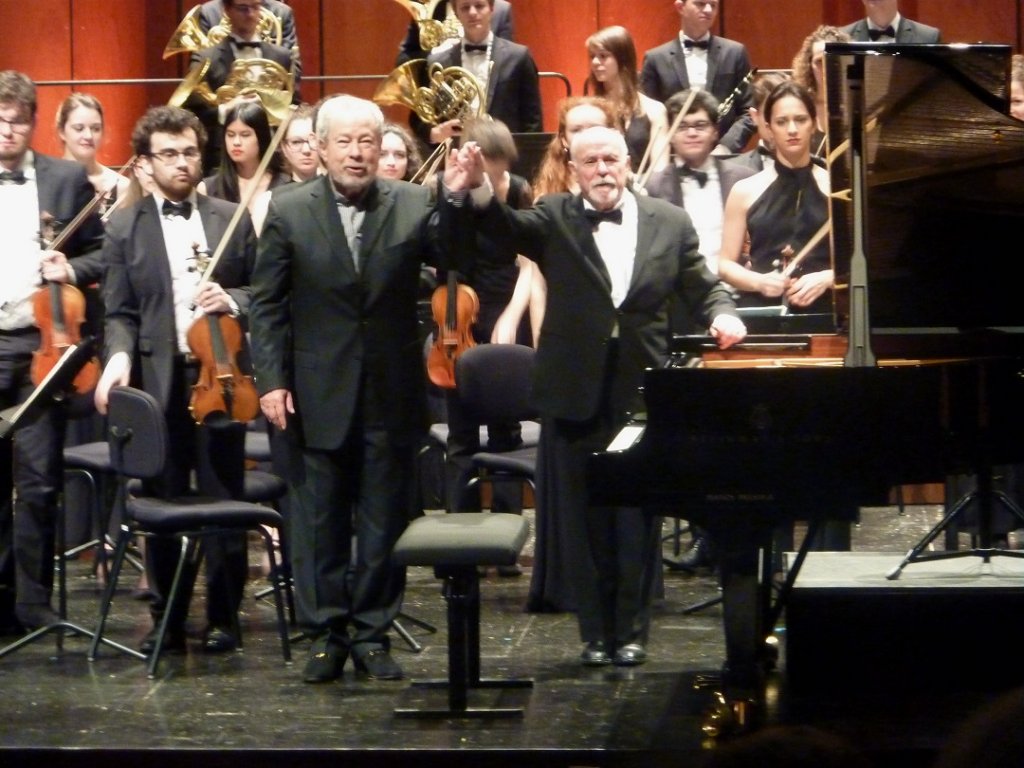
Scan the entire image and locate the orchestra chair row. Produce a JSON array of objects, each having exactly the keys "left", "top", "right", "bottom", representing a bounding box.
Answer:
[{"left": 87, "top": 386, "right": 292, "bottom": 677}]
